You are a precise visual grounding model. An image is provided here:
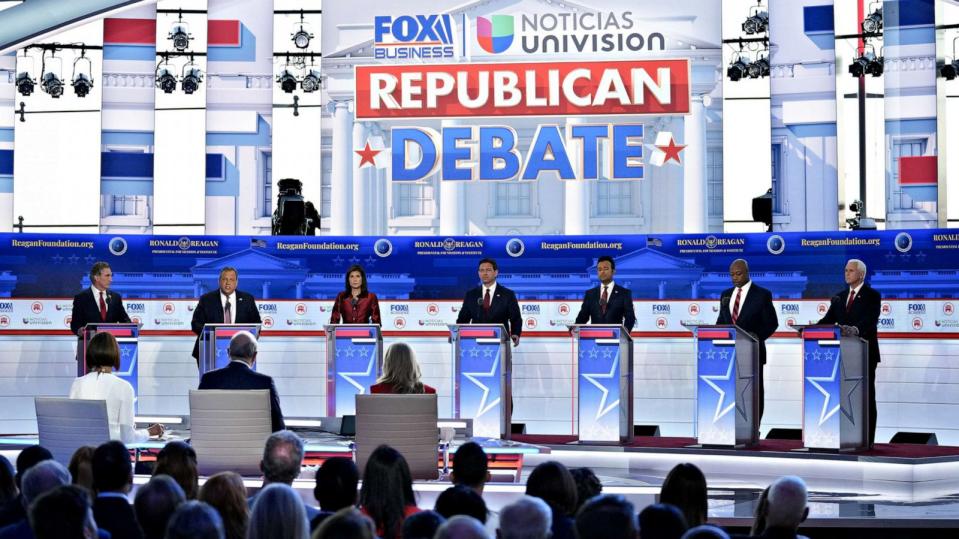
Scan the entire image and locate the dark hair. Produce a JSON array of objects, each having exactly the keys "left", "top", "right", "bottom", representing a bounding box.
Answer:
[
  {"left": 478, "top": 258, "right": 498, "bottom": 271},
  {"left": 660, "top": 463, "right": 708, "bottom": 528},
  {"left": 360, "top": 445, "right": 416, "bottom": 539},
  {"left": 154, "top": 441, "right": 199, "bottom": 499},
  {"left": 401, "top": 510, "right": 445, "bottom": 539},
  {"left": 434, "top": 485, "right": 487, "bottom": 523},
  {"left": 134, "top": 474, "right": 185, "bottom": 539},
  {"left": 344, "top": 265, "right": 369, "bottom": 295},
  {"left": 90, "top": 261, "right": 111, "bottom": 281},
  {"left": 15, "top": 445, "right": 53, "bottom": 489},
  {"left": 30, "top": 485, "right": 92, "bottom": 539},
  {"left": 525, "top": 460, "right": 577, "bottom": 517},
  {"left": 639, "top": 503, "right": 688, "bottom": 539},
  {"left": 67, "top": 446, "right": 96, "bottom": 493},
  {"left": 570, "top": 467, "right": 603, "bottom": 513},
  {"left": 92, "top": 440, "right": 131, "bottom": 493},
  {"left": 86, "top": 331, "right": 120, "bottom": 370},
  {"left": 575, "top": 494, "right": 637, "bottom": 539},
  {"left": 597, "top": 256, "right": 616, "bottom": 271},
  {"left": 165, "top": 500, "right": 225, "bottom": 539},
  {"left": 199, "top": 472, "right": 248, "bottom": 539},
  {"left": 315, "top": 507, "right": 376, "bottom": 539},
  {"left": 0, "top": 454, "right": 16, "bottom": 505},
  {"left": 451, "top": 442, "right": 488, "bottom": 489},
  {"left": 315, "top": 457, "right": 359, "bottom": 512}
]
